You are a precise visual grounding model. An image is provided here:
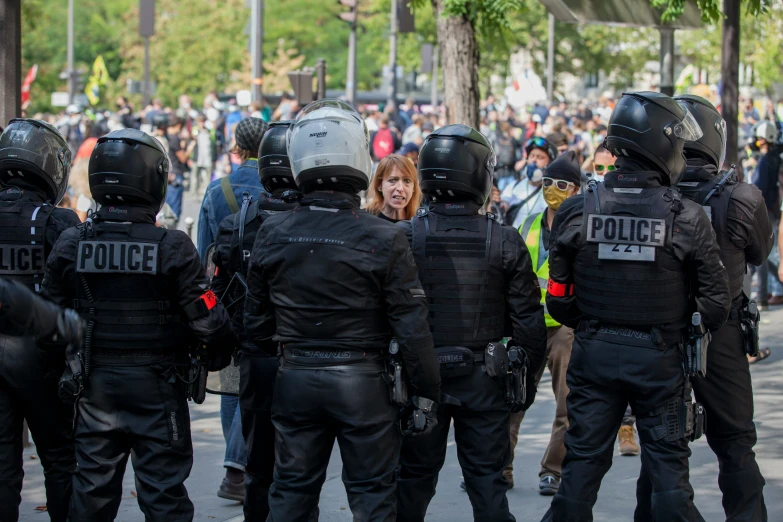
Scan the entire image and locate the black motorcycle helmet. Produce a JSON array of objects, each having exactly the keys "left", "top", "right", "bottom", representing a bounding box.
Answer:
[
  {"left": 89, "top": 129, "right": 169, "bottom": 211},
  {"left": 418, "top": 124, "right": 495, "bottom": 206},
  {"left": 674, "top": 94, "right": 727, "bottom": 168},
  {"left": 0, "top": 119, "right": 72, "bottom": 204},
  {"left": 258, "top": 121, "right": 296, "bottom": 194},
  {"left": 605, "top": 91, "right": 703, "bottom": 185}
]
